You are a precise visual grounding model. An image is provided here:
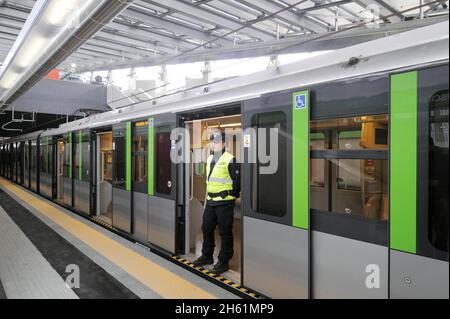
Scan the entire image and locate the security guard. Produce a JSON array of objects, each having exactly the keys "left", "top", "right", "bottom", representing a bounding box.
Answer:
[{"left": 193, "top": 132, "right": 240, "bottom": 275}]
